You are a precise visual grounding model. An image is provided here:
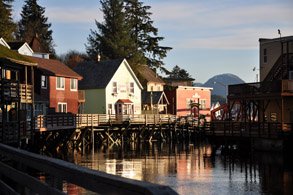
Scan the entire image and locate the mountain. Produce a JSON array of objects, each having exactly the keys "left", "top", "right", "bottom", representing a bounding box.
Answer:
[{"left": 203, "top": 73, "right": 245, "bottom": 96}]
